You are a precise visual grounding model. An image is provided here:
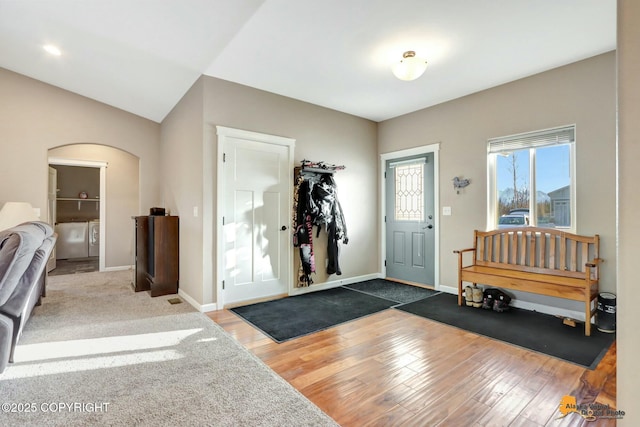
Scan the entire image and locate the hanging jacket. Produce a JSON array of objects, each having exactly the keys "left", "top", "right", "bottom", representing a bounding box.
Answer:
[
  {"left": 309, "top": 174, "right": 348, "bottom": 244},
  {"left": 294, "top": 173, "right": 348, "bottom": 280}
]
